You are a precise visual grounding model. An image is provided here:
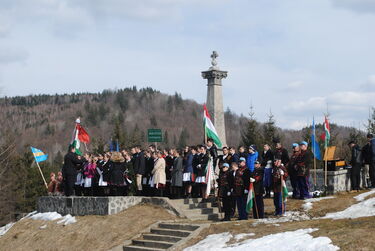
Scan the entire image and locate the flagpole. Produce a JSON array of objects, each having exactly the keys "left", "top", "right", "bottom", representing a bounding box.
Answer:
[
  {"left": 324, "top": 147, "right": 328, "bottom": 188},
  {"left": 35, "top": 161, "right": 48, "bottom": 190},
  {"left": 313, "top": 117, "right": 317, "bottom": 187}
]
